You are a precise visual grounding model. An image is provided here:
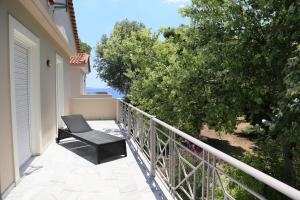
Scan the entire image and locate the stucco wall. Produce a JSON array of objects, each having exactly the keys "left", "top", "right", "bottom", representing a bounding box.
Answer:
[
  {"left": 70, "top": 68, "right": 84, "bottom": 97},
  {"left": 0, "top": 0, "right": 72, "bottom": 194},
  {"left": 64, "top": 59, "right": 71, "bottom": 115},
  {"left": 70, "top": 98, "right": 118, "bottom": 120},
  {"left": 41, "top": 0, "right": 49, "bottom": 10}
]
